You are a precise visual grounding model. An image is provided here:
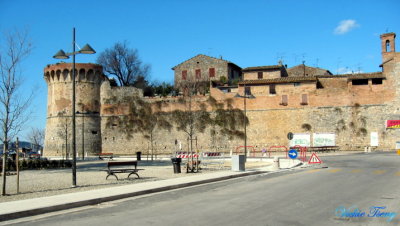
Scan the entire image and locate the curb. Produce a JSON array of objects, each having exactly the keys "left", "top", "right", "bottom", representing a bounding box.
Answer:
[{"left": 0, "top": 170, "right": 267, "bottom": 222}]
